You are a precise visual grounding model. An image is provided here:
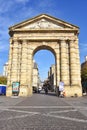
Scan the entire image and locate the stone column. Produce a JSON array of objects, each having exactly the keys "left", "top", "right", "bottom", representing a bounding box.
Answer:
[
  {"left": 66, "top": 42, "right": 70, "bottom": 85},
  {"left": 19, "top": 40, "right": 32, "bottom": 96},
  {"left": 56, "top": 42, "right": 60, "bottom": 87},
  {"left": 74, "top": 39, "right": 81, "bottom": 86},
  {"left": 69, "top": 40, "right": 78, "bottom": 85},
  {"left": 20, "top": 40, "right": 28, "bottom": 85},
  {"left": 60, "top": 40, "right": 69, "bottom": 85},
  {"left": 11, "top": 39, "right": 19, "bottom": 83},
  {"left": 17, "top": 41, "right": 22, "bottom": 82},
  {"left": 27, "top": 44, "right": 33, "bottom": 95},
  {"left": 7, "top": 38, "right": 13, "bottom": 86},
  {"left": 6, "top": 38, "right": 13, "bottom": 96}
]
